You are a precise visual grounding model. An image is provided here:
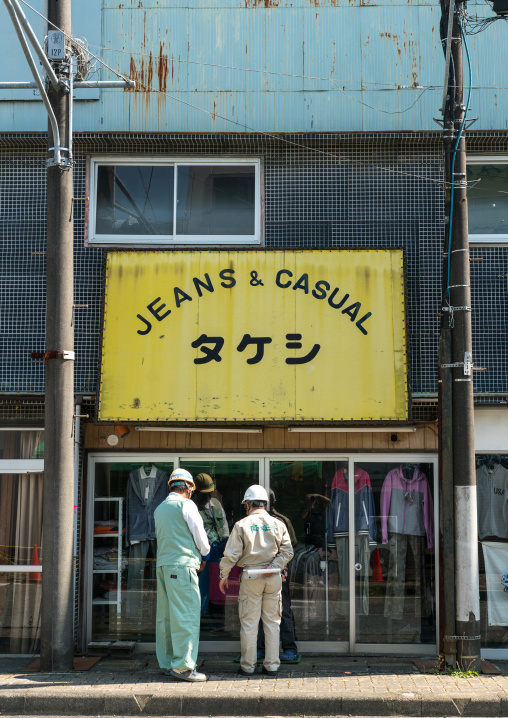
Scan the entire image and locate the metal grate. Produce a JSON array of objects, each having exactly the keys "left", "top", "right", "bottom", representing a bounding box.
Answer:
[
  {"left": 0, "top": 396, "right": 45, "bottom": 424},
  {"left": 0, "top": 133, "right": 507, "bottom": 404},
  {"left": 412, "top": 400, "right": 439, "bottom": 423}
]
